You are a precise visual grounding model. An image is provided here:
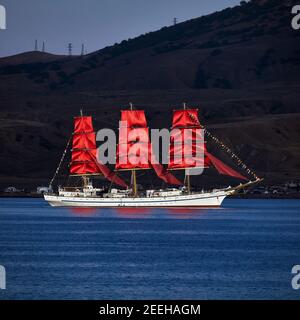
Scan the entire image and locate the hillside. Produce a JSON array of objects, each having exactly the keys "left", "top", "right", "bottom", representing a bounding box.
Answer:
[{"left": 0, "top": 0, "right": 299, "bottom": 189}]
